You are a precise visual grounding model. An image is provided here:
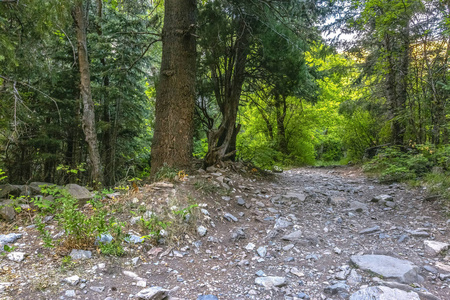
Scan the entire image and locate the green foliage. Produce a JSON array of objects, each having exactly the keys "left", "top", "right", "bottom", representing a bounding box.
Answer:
[
  {"left": 98, "top": 221, "right": 128, "bottom": 257},
  {"left": 33, "top": 186, "right": 126, "bottom": 250},
  {"left": 0, "top": 169, "right": 6, "bottom": 182},
  {"left": 35, "top": 216, "right": 54, "bottom": 248},
  {"left": 3, "top": 244, "right": 17, "bottom": 253},
  {"left": 363, "top": 145, "right": 436, "bottom": 183},
  {"left": 172, "top": 204, "right": 198, "bottom": 219},
  {"left": 140, "top": 213, "right": 170, "bottom": 242}
]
